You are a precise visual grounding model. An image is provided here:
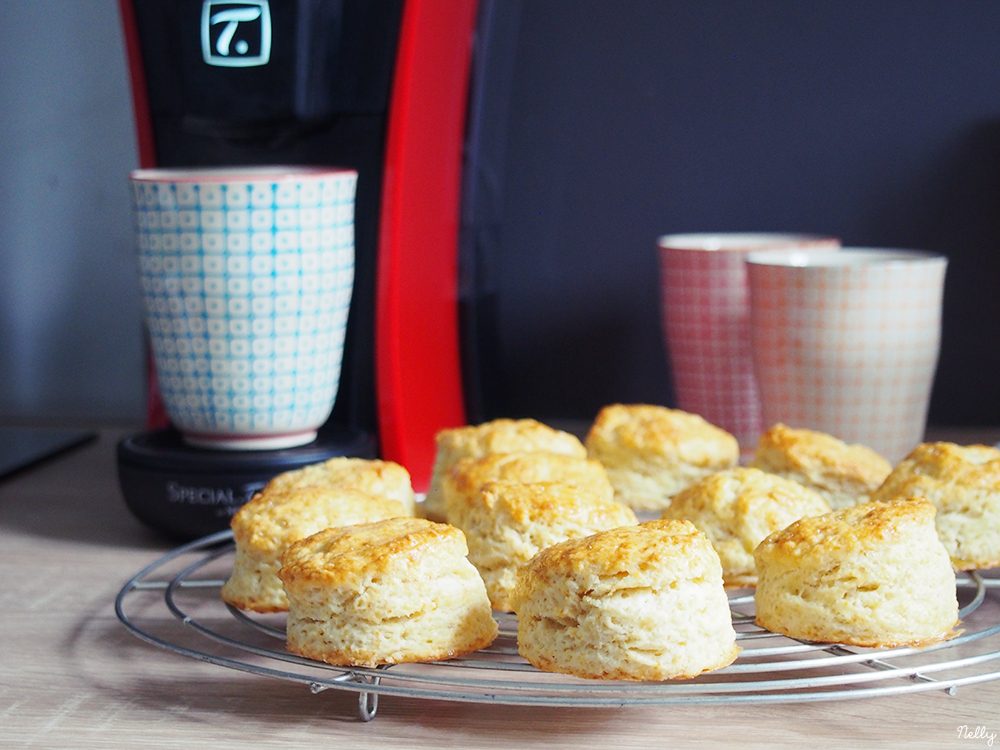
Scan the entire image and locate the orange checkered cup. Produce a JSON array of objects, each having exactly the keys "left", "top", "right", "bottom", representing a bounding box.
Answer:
[
  {"left": 746, "top": 248, "right": 948, "bottom": 463},
  {"left": 657, "top": 233, "right": 840, "bottom": 452}
]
